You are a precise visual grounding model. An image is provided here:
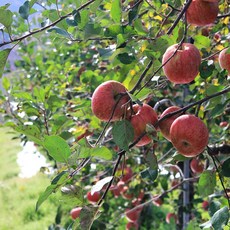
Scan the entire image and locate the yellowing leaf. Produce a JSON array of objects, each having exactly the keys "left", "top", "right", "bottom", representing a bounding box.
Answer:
[
  {"left": 216, "top": 44, "right": 225, "bottom": 51},
  {"left": 154, "top": 15, "right": 162, "bottom": 21},
  {"left": 223, "top": 17, "right": 229, "bottom": 25},
  {"left": 130, "top": 69, "right": 136, "bottom": 76}
]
